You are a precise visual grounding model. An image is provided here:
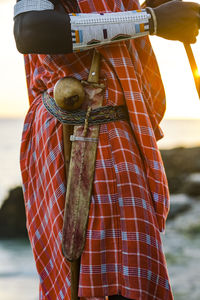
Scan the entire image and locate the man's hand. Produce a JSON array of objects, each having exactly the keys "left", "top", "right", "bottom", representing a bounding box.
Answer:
[
  {"left": 144, "top": 0, "right": 174, "bottom": 8},
  {"left": 154, "top": 1, "right": 200, "bottom": 43}
]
